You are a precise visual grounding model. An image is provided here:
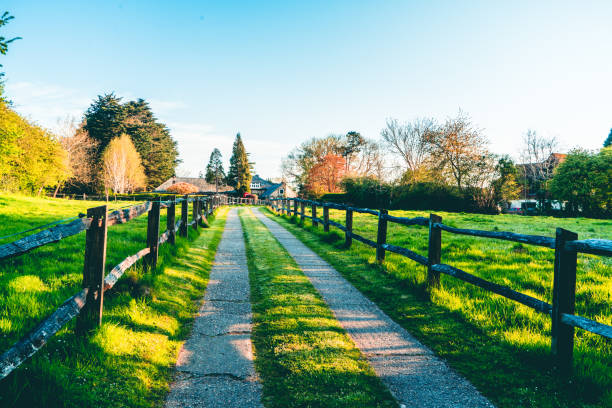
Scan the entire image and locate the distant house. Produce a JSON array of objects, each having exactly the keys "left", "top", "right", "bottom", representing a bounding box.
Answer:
[
  {"left": 517, "top": 153, "right": 567, "bottom": 199},
  {"left": 249, "top": 174, "right": 296, "bottom": 199},
  {"left": 155, "top": 177, "right": 233, "bottom": 194}
]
